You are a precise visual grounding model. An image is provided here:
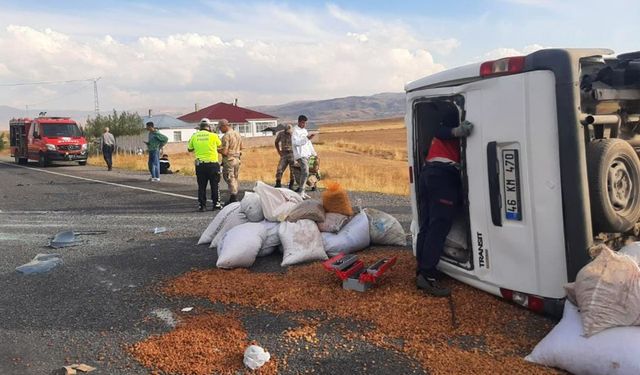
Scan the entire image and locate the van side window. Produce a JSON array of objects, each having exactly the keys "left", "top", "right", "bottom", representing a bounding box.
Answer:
[{"left": 32, "top": 125, "right": 39, "bottom": 138}]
